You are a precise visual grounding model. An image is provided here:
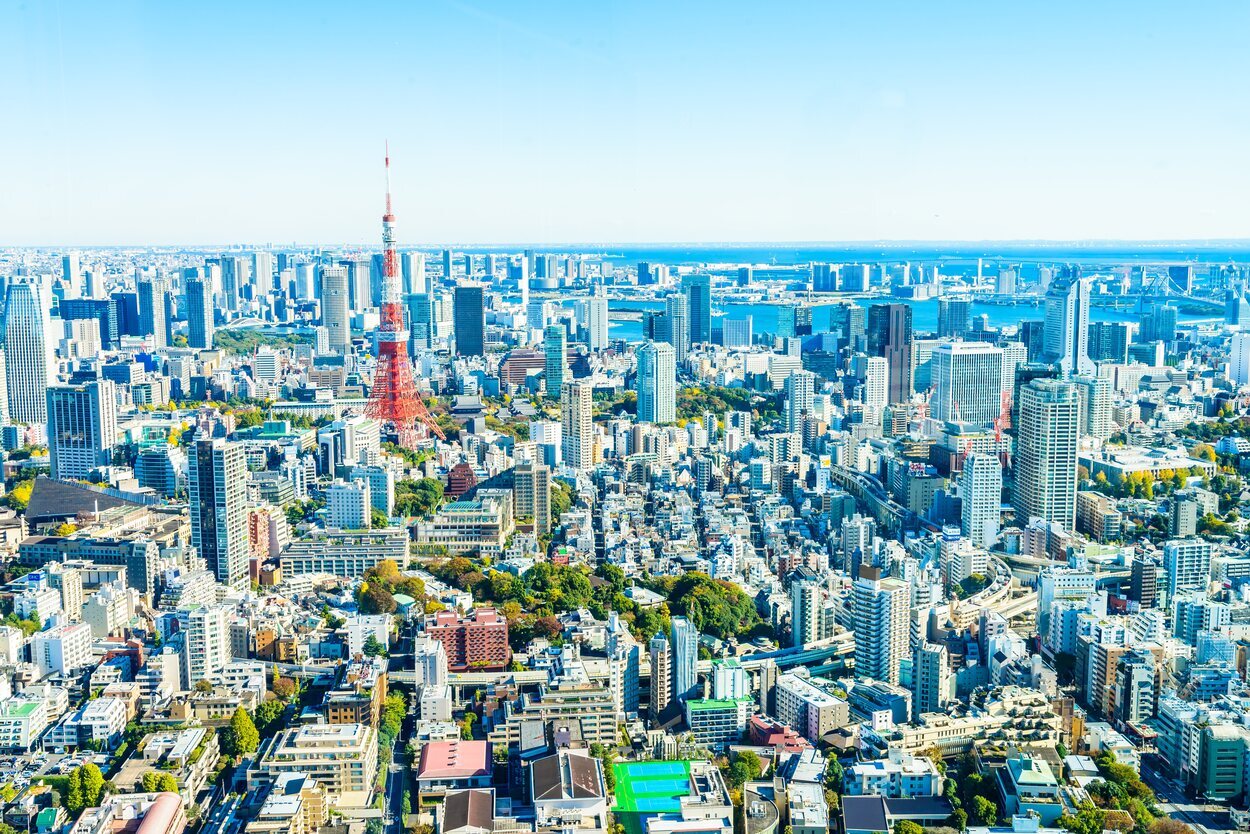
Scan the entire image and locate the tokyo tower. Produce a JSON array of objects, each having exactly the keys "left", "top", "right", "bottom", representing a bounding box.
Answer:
[{"left": 365, "top": 147, "right": 444, "bottom": 445}]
